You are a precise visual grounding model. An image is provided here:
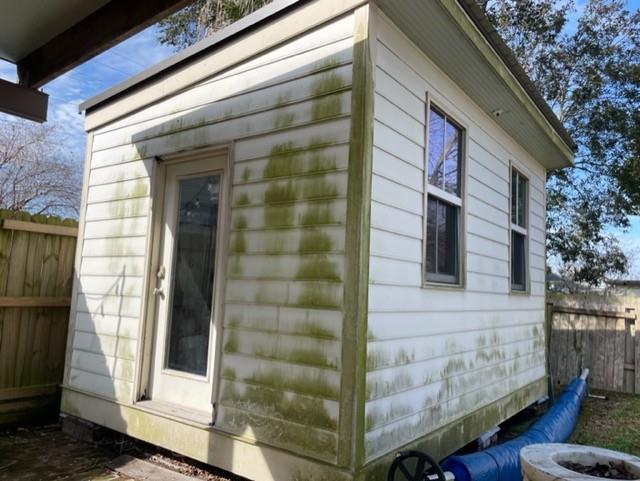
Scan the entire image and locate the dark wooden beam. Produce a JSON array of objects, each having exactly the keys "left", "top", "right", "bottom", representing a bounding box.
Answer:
[
  {"left": 0, "top": 78, "right": 48, "bottom": 122},
  {"left": 17, "top": 0, "right": 194, "bottom": 88}
]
